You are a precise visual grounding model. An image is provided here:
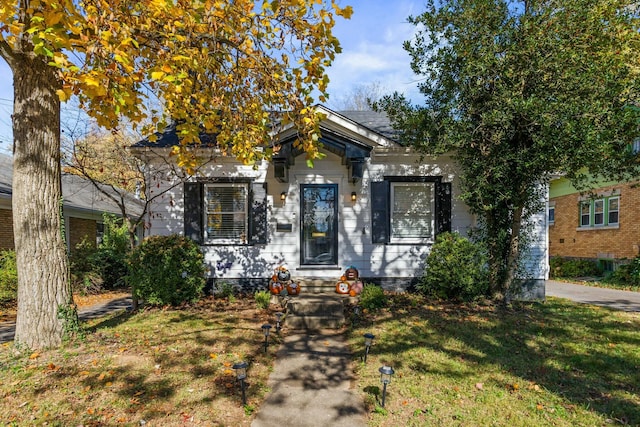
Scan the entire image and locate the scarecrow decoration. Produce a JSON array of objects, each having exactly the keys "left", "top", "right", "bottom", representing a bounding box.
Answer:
[{"left": 335, "top": 266, "right": 364, "bottom": 296}]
